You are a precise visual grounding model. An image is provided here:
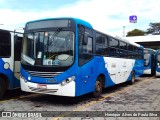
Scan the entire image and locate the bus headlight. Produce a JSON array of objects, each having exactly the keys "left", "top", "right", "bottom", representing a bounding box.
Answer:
[{"left": 61, "top": 76, "right": 75, "bottom": 86}]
